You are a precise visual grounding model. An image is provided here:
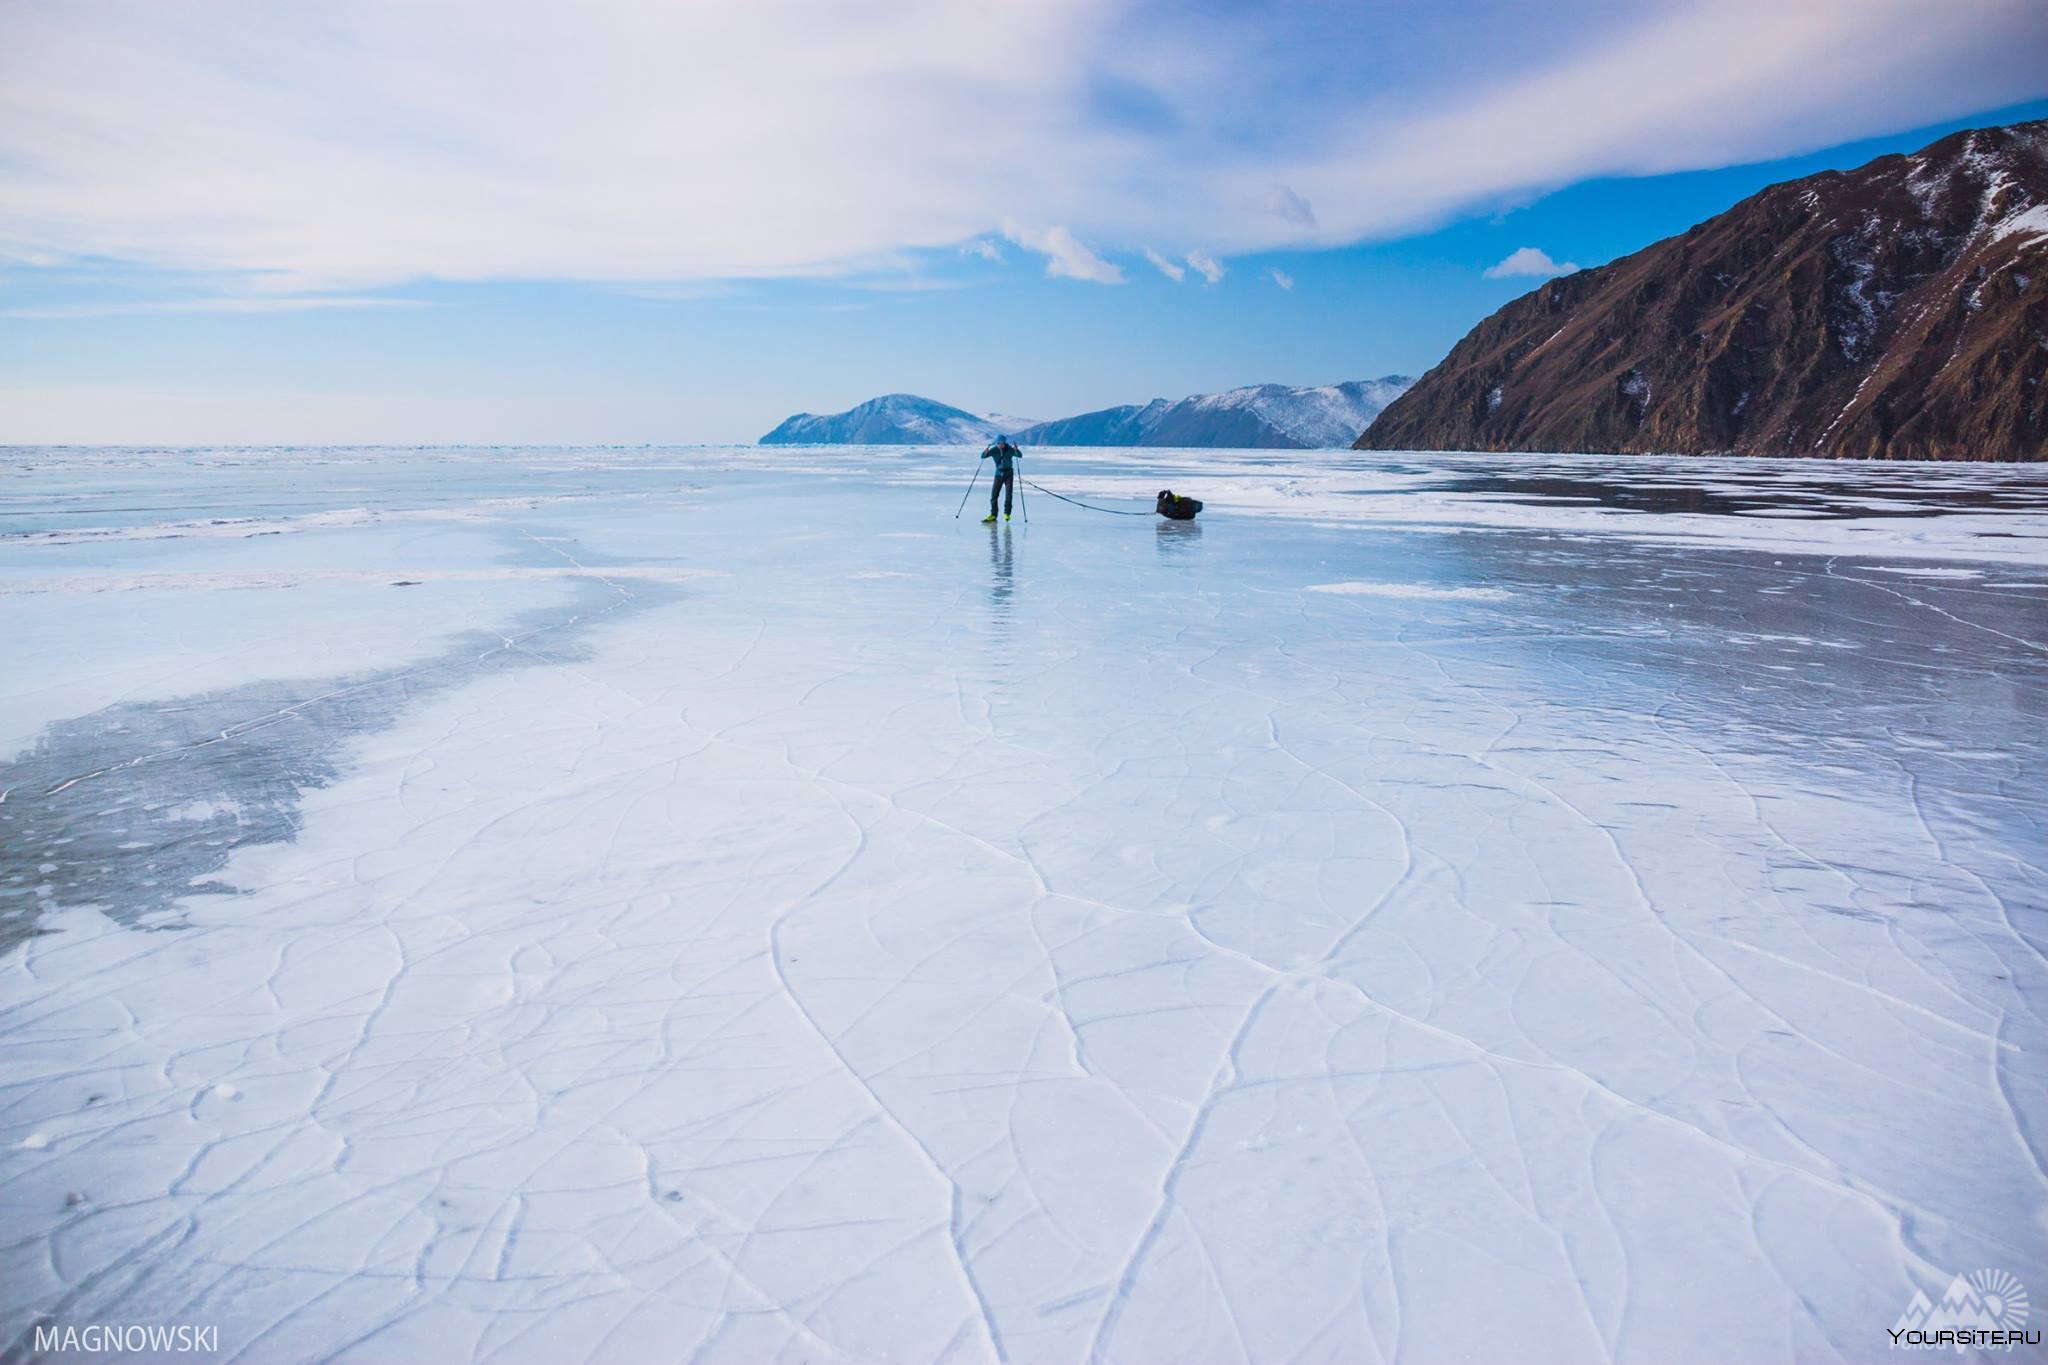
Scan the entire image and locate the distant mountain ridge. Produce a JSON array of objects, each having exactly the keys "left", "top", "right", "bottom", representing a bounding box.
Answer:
[
  {"left": 1357, "top": 119, "right": 2048, "bottom": 460},
  {"left": 761, "top": 377, "right": 1413, "bottom": 449},
  {"left": 1016, "top": 379, "right": 1412, "bottom": 448},
  {"left": 759, "top": 394, "right": 1038, "bottom": 446}
]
